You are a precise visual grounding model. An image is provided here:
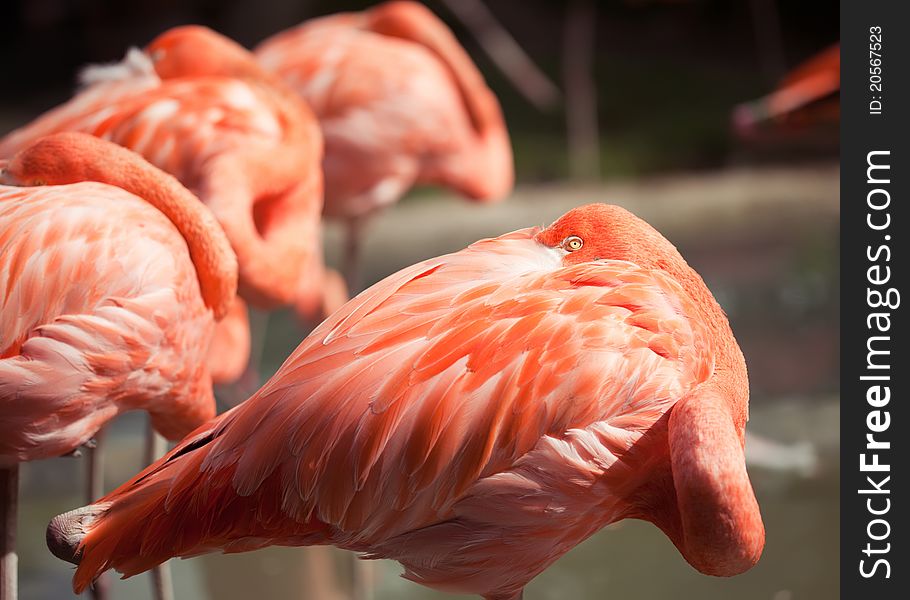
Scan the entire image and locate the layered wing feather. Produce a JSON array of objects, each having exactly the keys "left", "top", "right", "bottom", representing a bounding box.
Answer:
[
  {"left": 0, "top": 183, "right": 215, "bottom": 462},
  {"left": 105, "top": 228, "right": 713, "bottom": 545}
]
